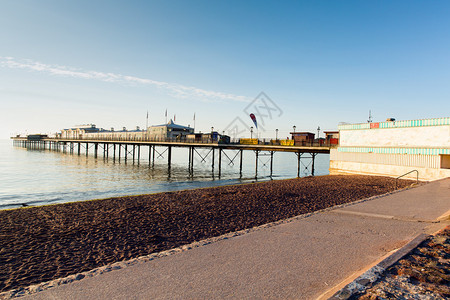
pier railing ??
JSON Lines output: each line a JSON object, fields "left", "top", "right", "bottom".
{"left": 16, "top": 136, "right": 335, "bottom": 148}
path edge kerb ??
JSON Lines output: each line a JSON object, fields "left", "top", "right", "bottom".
{"left": 327, "top": 233, "right": 429, "bottom": 300}
{"left": 0, "top": 183, "right": 422, "bottom": 299}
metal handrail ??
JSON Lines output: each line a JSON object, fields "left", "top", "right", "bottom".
{"left": 396, "top": 170, "right": 419, "bottom": 189}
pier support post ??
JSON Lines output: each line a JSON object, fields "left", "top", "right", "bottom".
{"left": 188, "top": 147, "right": 192, "bottom": 171}
{"left": 152, "top": 145, "right": 155, "bottom": 167}
{"left": 212, "top": 148, "right": 215, "bottom": 172}
{"left": 190, "top": 146, "right": 194, "bottom": 173}
{"left": 124, "top": 144, "right": 128, "bottom": 163}
{"left": 297, "top": 151, "right": 301, "bottom": 178}
{"left": 239, "top": 149, "right": 243, "bottom": 178}
{"left": 255, "top": 150, "right": 259, "bottom": 179}
{"left": 86, "top": 143, "right": 89, "bottom": 156}
{"left": 78, "top": 143, "right": 81, "bottom": 155}
{"left": 113, "top": 144, "right": 116, "bottom": 161}
{"left": 218, "top": 148, "right": 222, "bottom": 177}
{"left": 94, "top": 143, "right": 98, "bottom": 158}
{"left": 132, "top": 145, "right": 136, "bottom": 163}
{"left": 270, "top": 151, "right": 274, "bottom": 177}
{"left": 312, "top": 153, "right": 316, "bottom": 176}
{"left": 148, "top": 145, "right": 151, "bottom": 165}
{"left": 118, "top": 144, "right": 121, "bottom": 162}
{"left": 168, "top": 146, "right": 172, "bottom": 170}
{"left": 137, "top": 145, "right": 140, "bottom": 164}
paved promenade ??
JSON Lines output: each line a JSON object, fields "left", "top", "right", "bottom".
{"left": 26, "top": 178, "right": 450, "bottom": 300}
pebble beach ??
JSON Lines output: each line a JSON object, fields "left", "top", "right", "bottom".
{"left": 0, "top": 175, "right": 414, "bottom": 294}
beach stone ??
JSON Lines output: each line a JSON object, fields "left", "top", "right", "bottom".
{"left": 75, "top": 274, "right": 85, "bottom": 280}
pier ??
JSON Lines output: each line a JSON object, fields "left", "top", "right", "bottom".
{"left": 11, "top": 137, "right": 331, "bottom": 178}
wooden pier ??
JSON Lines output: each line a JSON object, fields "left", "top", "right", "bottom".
{"left": 11, "top": 137, "right": 331, "bottom": 178}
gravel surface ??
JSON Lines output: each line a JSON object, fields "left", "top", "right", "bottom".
{"left": 0, "top": 175, "right": 413, "bottom": 293}
{"left": 354, "top": 225, "right": 450, "bottom": 300}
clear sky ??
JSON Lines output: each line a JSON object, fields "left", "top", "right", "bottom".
{"left": 1, "top": 0, "right": 450, "bottom": 139}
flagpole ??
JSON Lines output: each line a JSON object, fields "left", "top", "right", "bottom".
{"left": 146, "top": 110, "right": 148, "bottom": 129}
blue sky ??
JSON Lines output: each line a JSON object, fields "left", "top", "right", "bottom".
{"left": 1, "top": 0, "right": 450, "bottom": 139}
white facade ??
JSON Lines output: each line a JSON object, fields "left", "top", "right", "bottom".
{"left": 339, "top": 125, "right": 450, "bottom": 148}
{"left": 59, "top": 125, "right": 145, "bottom": 140}
{"left": 330, "top": 117, "right": 450, "bottom": 181}
{"left": 147, "top": 120, "right": 194, "bottom": 140}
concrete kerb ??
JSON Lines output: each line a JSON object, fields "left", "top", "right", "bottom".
{"left": 325, "top": 219, "right": 450, "bottom": 300}
{"left": 0, "top": 183, "right": 424, "bottom": 299}
{"left": 326, "top": 233, "right": 429, "bottom": 300}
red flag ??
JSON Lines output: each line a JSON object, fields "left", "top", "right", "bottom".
{"left": 250, "top": 113, "right": 257, "bottom": 128}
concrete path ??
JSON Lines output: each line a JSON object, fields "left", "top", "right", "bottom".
{"left": 26, "top": 179, "right": 450, "bottom": 300}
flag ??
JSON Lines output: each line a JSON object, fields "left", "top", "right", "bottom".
{"left": 250, "top": 113, "right": 257, "bottom": 128}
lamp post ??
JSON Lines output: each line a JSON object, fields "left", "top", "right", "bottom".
{"left": 293, "top": 125, "right": 296, "bottom": 133}
{"left": 317, "top": 126, "right": 320, "bottom": 138}
{"left": 276, "top": 128, "right": 279, "bottom": 140}
{"left": 250, "top": 126, "right": 253, "bottom": 139}
{"left": 211, "top": 127, "right": 214, "bottom": 142}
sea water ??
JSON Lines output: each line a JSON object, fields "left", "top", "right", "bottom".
{"left": 0, "top": 139, "right": 329, "bottom": 209}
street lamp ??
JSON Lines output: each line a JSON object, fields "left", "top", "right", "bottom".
{"left": 317, "top": 126, "right": 320, "bottom": 138}
{"left": 211, "top": 127, "right": 214, "bottom": 142}
{"left": 250, "top": 126, "right": 253, "bottom": 139}
{"left": 293, "top": 125, "right": 296, "bottom": 133}
{"left": 276, "top": 128, "right": 279, "bottom": 140}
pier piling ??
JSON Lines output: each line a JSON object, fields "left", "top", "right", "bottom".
{"left": 11, "top": 137, "right": 327, "bottom": 179}
{"left": 168, "top": 146, "right": 172, "bottom": 170}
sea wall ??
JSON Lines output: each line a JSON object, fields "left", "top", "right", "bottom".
{"left": 330, "top": 149, "right": 450, "bottom": 181}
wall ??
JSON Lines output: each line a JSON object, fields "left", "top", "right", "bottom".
{"left": 148, "top": 126, "right": 167, "bottom": 139}
{"left": 329, "top": 160, "right": 450, "bottom": 181}
{"left": 340, "top": 125, "right": 450, "bottom": 148}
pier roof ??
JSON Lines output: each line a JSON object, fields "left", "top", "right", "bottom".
{"left": 151, "top": 119, "right": 193, "bottom": 130}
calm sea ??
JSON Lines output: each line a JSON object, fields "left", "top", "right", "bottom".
{"left": 0, "top": 139, "right": 330, "bottom": 209}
